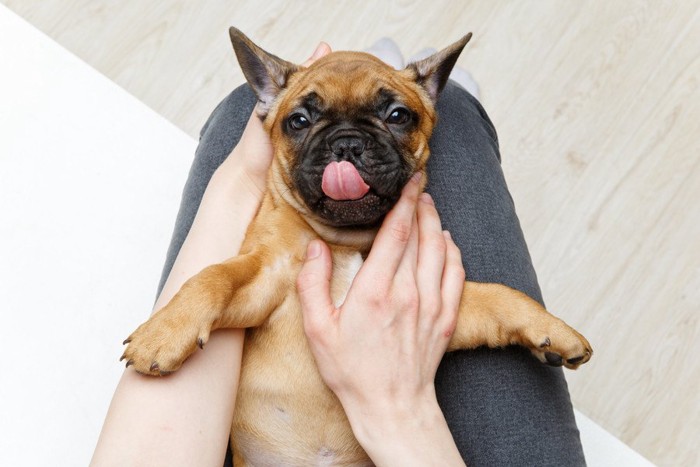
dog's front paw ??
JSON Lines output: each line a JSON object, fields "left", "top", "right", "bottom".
{"left": 520, "top": 317, "right": 593, "bottom": 370}
{"left": 121, "top": 304, "right": 212, "bottom": 376}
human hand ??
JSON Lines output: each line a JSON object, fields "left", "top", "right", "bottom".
{"left": 296, "top": 174, "right": 466, "bottom": 465}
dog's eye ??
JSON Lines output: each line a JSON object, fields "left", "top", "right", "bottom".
{"left": 386, "top": 108, "right": 411, "bottom": 125}
{"left": 288, "top": 114, "right": 311, "bottom": 130}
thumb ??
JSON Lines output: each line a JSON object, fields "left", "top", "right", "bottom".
{"left": 297, "top": 240, "right": 335, "bottom": 331}
{"left": 302, "top": 42, "right": 332, "bottom": 67}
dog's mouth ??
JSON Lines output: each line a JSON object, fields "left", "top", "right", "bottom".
{"left": 294, "top": 154, "right": 407, "bottom": 228}
{"left": 304, "top": 160, "right": 396, "bottom": 227}
{"left": 316, "top": 190, "right": 391, "bottom": 227}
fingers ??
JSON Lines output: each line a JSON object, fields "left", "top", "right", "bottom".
{"left": 439, "top": 231, "right": 465, "bottom": 334}
{"left": 362, "top": 173, "right": 423, "bottom": 282}
{"left": 297, "top": 240, "right": 335, "bottom": 337}
{"left": 416, "top": 193, "right": 446, "bottom": 297}
{"left": 396, "top": 213, "right": 419, "bottom": 280}
{"left": 302, "top": 42, "right": 332, "bottom": 67}
{"left": 240, "top": 110, "right": 273, "bottom": 156}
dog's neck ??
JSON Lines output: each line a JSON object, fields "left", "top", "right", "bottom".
{"left": 302, "top": 216, "right": 379, "bottom": 253}
{"left": 268, "top": 165, "right": 378, "bottom": 254}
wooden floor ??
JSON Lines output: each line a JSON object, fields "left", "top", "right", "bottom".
{"left": 5, "top": 1, "right": 697, "bottom": 464}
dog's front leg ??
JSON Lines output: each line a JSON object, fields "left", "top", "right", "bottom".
{"left": 122, "top": 248, "right": 286, "bottom": 375}
{"left": 448, "top": 281, "right": 593, "bottom": 369}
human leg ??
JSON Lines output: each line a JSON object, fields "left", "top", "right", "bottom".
{"left": 428, "top": 81, "right": 585, "bottom": 465}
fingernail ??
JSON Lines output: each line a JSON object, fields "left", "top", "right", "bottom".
{"left": 420, "top": 193, "right": 434, "bottom": 205}
{"left": 411, "top": 172, "right": 423, "bottom": 184}
{"left": 307, "top": 240, "right": 321, "bottom": 260}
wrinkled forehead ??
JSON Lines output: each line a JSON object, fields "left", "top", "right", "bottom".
{"left": 280, "top": 52, "right": 427, "bottom": 117}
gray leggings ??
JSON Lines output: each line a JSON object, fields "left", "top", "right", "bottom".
{"left": 158, "top": 82, "right": 586, "bottom": 466}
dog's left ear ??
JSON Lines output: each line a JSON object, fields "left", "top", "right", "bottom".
{"left": 407, "top": 33, "right": 472, "bottom": 103}
{"left": 229, "top": 27, "right": 300, "bottom": 115}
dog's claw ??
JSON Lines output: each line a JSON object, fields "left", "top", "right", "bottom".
{"left": 150, "top": 362, "right": 159, "bottom": 372}
{"left": 544, "top": 352, "right": 563, "bottom": 366}
{"left": 540, "top": 337, "right": 551, "bottom": 348}
{"left": 123, "top": 338, "right": 132, "bottom": 345}
{"left": 197, "top": 337, "right": 205, "bottom": 350}
{"left": 125, "top": 359, "right": 134, "bottom": 368}
{"left": 119, "top": 354, "right": 126, "bottom": 362}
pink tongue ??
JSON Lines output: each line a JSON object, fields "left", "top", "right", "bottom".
{"left": 321, "top": 161, "right": 370, "bottom": 200}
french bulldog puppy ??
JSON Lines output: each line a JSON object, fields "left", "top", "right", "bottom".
{"left": 122, "top": 28, "right": 592, "bottom": 465}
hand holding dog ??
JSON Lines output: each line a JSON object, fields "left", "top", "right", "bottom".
{"left": 298, "top": 175, "right": 467, "bottom": 466}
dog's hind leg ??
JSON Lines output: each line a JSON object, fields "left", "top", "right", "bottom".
{"left": 447, "top": 281, "right": 592, "bottom": 369}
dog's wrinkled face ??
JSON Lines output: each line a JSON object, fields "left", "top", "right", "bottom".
{"left": 276, "top": 53, "right": 431, "bottom": 227}
{"left": 230, "top": 29, "right": 471, "bottom": 228}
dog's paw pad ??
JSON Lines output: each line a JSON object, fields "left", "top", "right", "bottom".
{"left": 566, "top": 355, "right": 586, "bottom": 365}
{"left": 544, "top": 351, "right": 563, "bottom": 366}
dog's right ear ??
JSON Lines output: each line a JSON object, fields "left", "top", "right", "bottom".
{"left": 229, "top": 27, "right": 300, "bottom": 115}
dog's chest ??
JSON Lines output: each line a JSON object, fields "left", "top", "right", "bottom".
{"left": 330, "top": 251, "right": 364, "bottom": 307}
{"left": 232, "top": 250, "right": 372, "bottom": 465}
{"left": 263, "top": 249, "right": 364, "bottom": 322}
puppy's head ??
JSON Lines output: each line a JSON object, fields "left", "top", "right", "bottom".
{"left": 229, "top": 28, "right": 471, "bottom": 228}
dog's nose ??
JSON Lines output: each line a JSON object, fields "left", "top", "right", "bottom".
{"left": 330, "top": 135, "right": 365, "bottom": 159}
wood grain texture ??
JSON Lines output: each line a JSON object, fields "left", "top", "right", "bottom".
{"left": 4, "top": 0, "right": 697, "bottom": 464}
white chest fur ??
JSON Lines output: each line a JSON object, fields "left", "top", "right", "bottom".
{"left": 330, "top": 251, "right": 364, "bottom": 308}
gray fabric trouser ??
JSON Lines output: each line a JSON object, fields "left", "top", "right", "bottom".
{"left": 158, "top": 82, "right": 586, "bottom": 466}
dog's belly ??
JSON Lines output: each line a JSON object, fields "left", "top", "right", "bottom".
{"left": 231, "top": 252, "right": 372, "bottom": 466}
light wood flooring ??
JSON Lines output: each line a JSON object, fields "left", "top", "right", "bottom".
{"left": 4, "top": 1, "right": 698, "bottom": 464}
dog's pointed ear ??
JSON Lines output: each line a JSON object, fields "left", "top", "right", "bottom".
{"left": 407, "top": 33, "right": 472, "bottom": 103}
{"left": 229, "top": 27, "right": 300, "bottom": 114}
